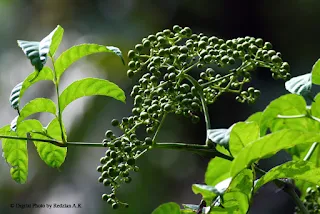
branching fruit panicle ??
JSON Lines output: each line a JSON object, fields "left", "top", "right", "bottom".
{"left": 98, "top": 25, "right": 290, "bottom": 208}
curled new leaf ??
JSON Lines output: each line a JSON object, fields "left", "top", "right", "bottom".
{"left": 17, "top": 26, "right": 60, "bottom": 72}
{"left": 254, "top": 161, "right": 320, "bottom": 192}
{"left": 9, "top": 67, "right": 54, "bottom": 112}
{"left": 285, "top": 73, "right": 312, "bottom": 96}
{"left": 9, "top": 82, "right": 23, "bottom": 111}
{"left": 59, "top": 77, "right": 126, "bottom": 112}
{"left": 207, "top": 124, "right": 235, "bottom": 148}
{"left": 54, "top": 44, "right": 124, "bottom": 83}
{"left": 230, "top": 129, "right": 320, "bottom": 177}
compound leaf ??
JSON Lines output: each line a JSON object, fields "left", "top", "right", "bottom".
{"left": 32, "top": 118, "right": 67, "bottom": 168}
{"left": 254, "top": 161, "right": 320, "bottom": 192}
{"left": 59, "top": 77, "right": 125, "bottom": 112}
{"left": 230, "top": 129, "right": 320, "bottom": 177}
{"left": 205, "top": 157, "right": 231, "bottom": 187}
{"left": 312, "top": 59, "right": 320, "bottom": 85}
{"left": 18, "top": 98, "right": 57, "bottom": 122}
{"left": 229, "top": 122, "right": 260, "bottom": 157}
{"left": 54, "top": 44, "right": 124, "bottom": 83}
{"left": 49, "top": 25, "right": 64, "bottom": 56}
{"left": 9, "top": 67, "right": 54, "bottom": 112}
{"left": 152, "top": 202, "right": 180, "bottom": 214}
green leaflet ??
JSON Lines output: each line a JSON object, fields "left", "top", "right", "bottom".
{"left": 32, "top": 118, "right": 67, "bottom": 168}
{"left": 311, "top": 59, "right": 320, "bottom": 85}
{"left": 230, "top": 129, "right": 320, "bottom": 177}
{"left": 205, "top": 157, "right": 231, "bottom": 187}
{"left": 245, "top": 112, "right": 263, "bottom": 124}
{"left": 311, "top": 93, "right": 320, "bottom": 118}
{"left": 229, "top": 122, "right": 260, "bottom": 157}
{"left": 254, "top": 161, "right": 320, "bottom": 192}
{"left": 49, "top": 25, "right": 64, "bottom": 57}
{"left": 227, "top": 169, "right": 253, "bottom": 198}
{"left": 59, "top": 77, "right": 126, "bottom": 112}
{"left": 54, "top": 44, "right": 124, "bottom": 83}
{"left": 260, "top": 94, "right": 318, "bottom": 135}
{"left": 152, "top": 202, "right": 180, "bottom": 214}
{"left": 0, "top": 125, "right": 28, "bottom": 184}
{"left": 17, "top": 26, "right": 60, "bottom": 72}
{"left": 18, "top": 98, "right": 57, "bottom": 122}
{"left": 9, "top": 67, "right": 54, "bottom": 112}
{"left": 2, "top": 120, "right": 43, "bottom": 184}
{"left": 192, "top": 184, "right": 221, "bottom": 204}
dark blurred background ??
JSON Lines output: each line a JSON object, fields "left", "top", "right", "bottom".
{"left": 0, "top": 0, "right": 318, "bottom": 213}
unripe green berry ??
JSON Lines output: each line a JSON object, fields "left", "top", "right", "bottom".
{"left": 105, "top": 130, "right": 113, "bottom": 138}
{"left": 128, "top": 50, "right": 135, "bottom": 59}
{"left": 111, "top": 119, "right": 119, "bottom": 126}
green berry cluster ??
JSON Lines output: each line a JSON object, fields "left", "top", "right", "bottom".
{"left": 98, "top": 25, "right": 291, "bottom": 208}
{"left": 97, "top": 119, "right": 153, "bottom": 209}
{"left": 295, "top": 186, "right": 320, "bottom": 214}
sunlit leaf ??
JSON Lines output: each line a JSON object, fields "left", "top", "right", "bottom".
{"left": 32, "top": 118, "right": 67, "bottom": 168}
{"left": 18, "top": 98, "right": 57, "bottom": 122}
{"left": 152, "top": 202, "right": 180, "bottom": 214}
{"left": 59, "top": 77, "right": 125, "bottom": 112}
{"left": 311, "top": 59, "right": 320, "bottom": 85}
{"left": 54, "top": 44, "right": 124, "bottom": 83}
{"left": 229, "top": 122, "right": 259, "bottom": 157}
{"left": 192, "top": 184, "right": 221, "bottom": 204}
{"left": 49, "top": 25, "right": 64, "bottom": 56}
{"left": 311, "top": 93, "right": 320, "bottom": 118}
{"left": 230, "top": 129, "right": 320, "bottom": 177}
{"left": 205, "top": 157, "right": 231, "bottom": 187}
{"left": 0, "top": 125, "right": 28, "bottom": 183}
{"left": 260, "top": 94, "right": 318, "bottom": 135}
{"left": 254, "top": 161, "right": 320, "bottom": 192}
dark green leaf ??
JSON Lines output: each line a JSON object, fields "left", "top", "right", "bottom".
{"left": 54, "top": 44, "right": 124, "bottom": 83}
{"left": 254, "top": 161, "right": 320, "bottom": 192}
{"left": 152, "top": 202, "right": 180, "bottom": 214}
{"left": 311, "top": 59, "right": 320, "bottom": 85}
{"left": 59, "top": 77, "right": 125, "bottom": 112}
{"left": 230, "top": 129, "right": 320, "bottom": 177}
{"left": 229, "top": 122, "right": 259, "bottom": 157}
{"left": 205, "top": 157, "right": 231, "bottom": 187}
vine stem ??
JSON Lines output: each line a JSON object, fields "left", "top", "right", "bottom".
{"left": 184, "top": 74, "right": 211, "bottom": 133}
{"left": 304, "top": 142, "right": 318, "bottom": 161}
{"left": 152, "top": 142, "right": 233, "bottom": 160}
{"left": 254, "top": 165, "right": 309, "bottom": 214}
{"left": 50, "top": 55, "right": 66, "bottom": 143}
